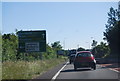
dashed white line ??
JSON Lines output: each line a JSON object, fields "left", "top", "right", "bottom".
{"left": 51, "top": 61, "right": 69, "bottom": 81}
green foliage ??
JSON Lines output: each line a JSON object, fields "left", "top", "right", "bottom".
{"left": 51, "top": 41, "right": 62, "bottom": 50}
{"left": 92, "top": 42, "right": 110, "bottom": 58}
{"left": 2, "top": 33, "right": 64, "bottom": 61}
{"left": 2, "top": 33, "right": 66, "bottom": 79}
{"left": 2, "top": 33, "right": 18, "bottom": 61}
{"left": 64, "top": 50, "right": 69, "bottom": 56}
{"left": 103, "top": 7, "right": 120, "bottom": 56}
{"left": 2, "top": 58, "right": 65, "bottom": 79}
{"left": 91, "top": 40, "right": 97, "bottom": 48}
{"left": 77, "top": 47, "right": 85, "bottom": 51}
{"left": 0, "top": 33, "right": 2, "bottom": 61}
{"left": 43, "top": 44, "right": 57, "bottom": 59}
{"left": 51, "top": 41, "right": 63, "bottom": 58}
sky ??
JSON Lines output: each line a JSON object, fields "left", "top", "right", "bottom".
{"left": 0, "top": 2, "right": 2, "bottom": 33}
{"left": 2, "top": 2, "right": 118, "bottom": 50}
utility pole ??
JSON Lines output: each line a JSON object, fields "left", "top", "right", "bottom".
{"left": 64, "top": 40, "right": 65, "bottom": 50}
{"left": 63, "top": 38, "right": 66, "bottom": 50}
{"left": 91, "top": 37, "right": 94, "bottom": 49}
{"left": 77, "top": 44, "right": 79, "bottom": 49}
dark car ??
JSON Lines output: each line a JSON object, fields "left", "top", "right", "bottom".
{"left": 73, "top": 51, "right": 96, "bottom": 70}
{"left": 69, "top": 54, "right": 76, "bottom": 64}
{"left": 68, "top": 49, "right": 77, "bottom": 64}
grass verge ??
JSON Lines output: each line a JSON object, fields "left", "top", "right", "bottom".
{"left": 2, "top": 58, "right": 66, "bottom": 79}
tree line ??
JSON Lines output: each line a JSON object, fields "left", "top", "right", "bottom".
{"left": 2, "top": 6, "right": 119, "bottom": 61}
{"left": 77, "top": 6, "right": 119, "bottom": 58}
{"left": 92, "top": 7, "right": 120, "bottom": 58}
{"left": 103, "top": 7, "right": 120, "bottom": 57}
{"left": 2, "top": 33, "right": 63, "bottom": 62}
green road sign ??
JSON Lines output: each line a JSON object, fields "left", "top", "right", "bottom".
{"left": 17, "top": 30, "right": 46, "bottom": 52}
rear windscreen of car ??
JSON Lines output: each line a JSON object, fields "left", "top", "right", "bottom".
{"left": 77, "top": 52, "right": 92, "bottom": 57}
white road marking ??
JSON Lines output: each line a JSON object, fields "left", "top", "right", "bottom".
{"left": 109, "top": 68, "right": 119, "bottom": 73}
{"left": 97, "top": 64, "right": 106, "bottom": 68}
{"left": 98, "top": 64, "right": 119, "bottom": 73}
{"left": 51, "top": 61, "right": 69, "bottom": 81}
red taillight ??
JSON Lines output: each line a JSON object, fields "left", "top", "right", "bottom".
{"left": 91, "top": 56, "right": 94, "bottom": 60}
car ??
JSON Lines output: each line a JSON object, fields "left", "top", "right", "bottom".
{"left": 69, "top": 54, "right": 76, "bottom": 64}
{"left": 68, "top": 49, "right": 77, "bottom": 64}
{"left": 73, "top": 51, "right": 96, "bottom": 70}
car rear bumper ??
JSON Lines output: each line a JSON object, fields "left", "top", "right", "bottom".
{"left": 74, "top": 62, "right": 95, "bottom": 68}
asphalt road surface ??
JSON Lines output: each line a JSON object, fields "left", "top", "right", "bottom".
{"left": 36, "top": 61, "right": 119, "bottom": 81}
{"left": 56, "top": 62, "right": 119, "bottom": 79}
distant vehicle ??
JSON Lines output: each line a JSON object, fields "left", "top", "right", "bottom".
{"left": 73, "top": 51, "right": 96, "bottom": 70}
{"left": 68, "top": 49, "right": 77, "bottom": 64}
{"left": 69, "top": 54, "right": 76, "bottom": 64}
{"left": 68, "top": 49, "right": 77, "bottom": 56}
{"left": 57, "top": 50, "right": 65, "bottom": 55}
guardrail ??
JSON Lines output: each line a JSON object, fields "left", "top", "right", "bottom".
{"left": 96, "top": 58, "right": 119, "bottom": 64}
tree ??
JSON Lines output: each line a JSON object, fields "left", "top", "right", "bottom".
{"left": 51, "top": 41, "right": 62, "bottom": 50}
{"left": 92, "top": 42, "right": 110, "bottom": 58}
{"left": 77, "top": 47, "right": 85, "bottom": 51}
{"left": 51, "top": 41, "right": 62, "bottom": 58}
{"left": 2, "top": 33, "right": 18, "bottom": 61}
{"left": 103, "top": 7, "right": 120, "bottom": 56}
{"left": 2, "top": 33, "right": 64, "bottom": 61}
{"left": 43, "top": 44, "right": 57, "bottom": 59}
{"left": 91, "top": 40, "right": 97, "bottom": 48}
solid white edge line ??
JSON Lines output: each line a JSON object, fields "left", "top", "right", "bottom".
{"left": 51, "top": 61, "right": 69, "bottom": 81}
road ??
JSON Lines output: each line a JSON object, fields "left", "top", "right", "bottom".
{"left": 55, "top": 62, "right": 119, "bottom": 79}
{"left": 36, "top": 61, "right": 119, "bottom": 81}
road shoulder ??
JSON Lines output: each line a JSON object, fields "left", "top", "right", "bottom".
{"left": 34, "top": 61, "right": 67, "bottom": 79}
{"left": 99, "top": 63, "right": 120, "bottom": 72}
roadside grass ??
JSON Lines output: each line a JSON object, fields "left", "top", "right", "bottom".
{"left": 2, "top": 58, "right": 66, "bottom": 79}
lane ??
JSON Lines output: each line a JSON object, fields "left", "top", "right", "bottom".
{"left": 56, "top": 63, "right": 119, "bottom": 79}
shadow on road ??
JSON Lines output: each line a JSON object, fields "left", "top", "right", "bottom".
{"left": 61, "top": 68, "right": 91, "bottom": 72}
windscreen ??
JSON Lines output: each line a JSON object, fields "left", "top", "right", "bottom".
{"left": 77, "top": 52, "right": 92, "bottom": 57}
